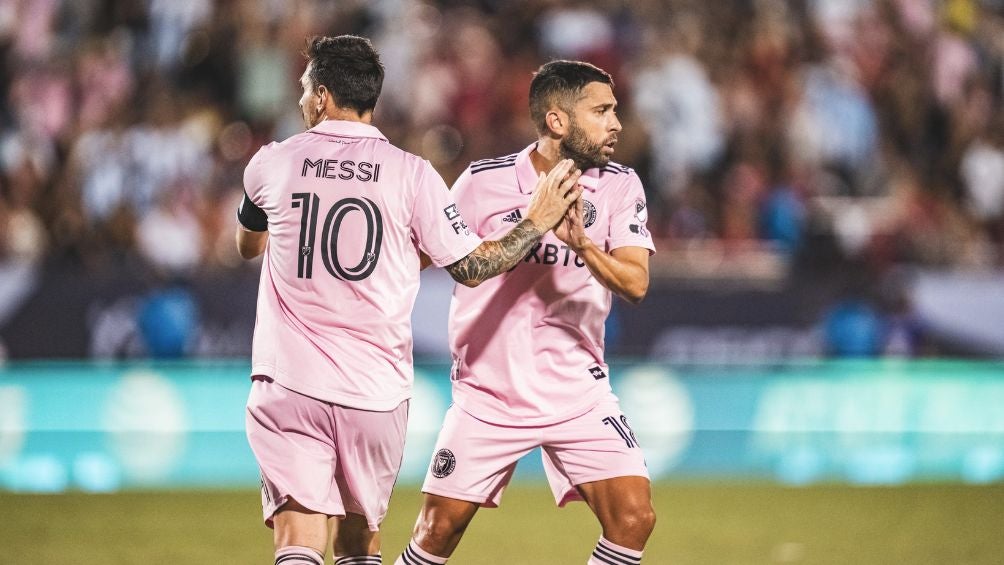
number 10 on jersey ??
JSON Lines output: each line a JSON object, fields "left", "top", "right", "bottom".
{"left": 292, "top": 192, "right": 384, "bottom": 281}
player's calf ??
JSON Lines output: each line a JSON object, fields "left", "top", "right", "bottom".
{"left": 395, "top": 494, "right": 480, "bottom": 564}
{"left": 411, "top": 512, "right": 472, "bottom": 556}
{"left": 333, "top": 512, "right": 381, "bottom": 560}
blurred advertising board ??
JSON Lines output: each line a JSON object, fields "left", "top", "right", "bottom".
{"left": 1, "top": 360, "right": 1002, "bottom": 492}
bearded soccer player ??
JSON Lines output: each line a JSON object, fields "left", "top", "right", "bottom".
{"left": 236, "top": 36, "right": 581, "bottom": 565}
{"left": 396, "top": 61, "right": 656, "bottom": 565}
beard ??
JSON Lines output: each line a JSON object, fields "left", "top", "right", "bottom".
{"left": 559, "top": 120, "right": 612, "bottom": 171}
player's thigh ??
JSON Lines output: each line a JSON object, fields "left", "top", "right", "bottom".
{"left": 331, "top": 400, "right": 410, "bottom": 531}
{"left": 541, "top": 396, "right": 649, "bottom": 506}
{"left": 421, "top": 405, "right": 539, "bottom": 507}
{"left": 246, "top": 377, "right": 346, "bottom": 524}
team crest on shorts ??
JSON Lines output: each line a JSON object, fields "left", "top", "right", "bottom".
{"left": 582, "top": 199, "right": 597, "bottom": 228}
{"left": 431, "top": 448, "right": 456, "bottom": 478}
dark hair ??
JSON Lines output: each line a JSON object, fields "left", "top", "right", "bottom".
{"left": 303, "top": 35, "right": 384, "bottom": 114}
{"left": 529, "top": 60, "right": 613, "bottom": 134}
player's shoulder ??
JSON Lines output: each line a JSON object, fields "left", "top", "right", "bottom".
{"left": 244, "top": 141, "right": 281, "bottom": 173}
{"left": 468, "top": 152, "right": 519, "bottom": 176}
{"left": 271, "top": 129, "right": 315, "bottom": 150}
{"left": 598, "top": 161, "right": 641, "bottom": 192}
{"left": 394, "top": 144, "right": 433, "bottom": 166}
{"left": 248, "top": 135, "right": 300, "bottom": 167}
{"left": 251, "top": 140, "right": 281, "bottom": 157}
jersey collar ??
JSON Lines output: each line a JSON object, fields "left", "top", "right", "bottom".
{"left": 308, "top": 119, "right": 388, "bottom": 141}
{"left": 515, "top": 142, "right": 600, "bottom": 194}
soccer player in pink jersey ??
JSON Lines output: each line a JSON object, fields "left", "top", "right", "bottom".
{"left": 236, "top": 36, "right": 582, "bottom": 565}
{"left": 396, "top": 61, "right": 656, "bottom": 565}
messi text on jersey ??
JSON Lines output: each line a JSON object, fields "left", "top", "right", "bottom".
{"left": 301, "top": 158, "right": 381, "bottom": 182}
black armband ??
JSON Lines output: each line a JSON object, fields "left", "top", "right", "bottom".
{"left": 237, "top": 192, "right": 268, "bottom": 232}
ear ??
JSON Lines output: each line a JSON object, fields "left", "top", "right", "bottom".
{"left": 546, "top": 108, "right": 569, "bottom": 136}
{"left": 315, "top": 84, "right": 328, "bottom": 111}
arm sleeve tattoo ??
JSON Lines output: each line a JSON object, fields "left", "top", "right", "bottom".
{"left": 445, "top": 219, "right": 544, "bottom": 286}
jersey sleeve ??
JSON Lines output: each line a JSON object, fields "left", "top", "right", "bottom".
{"left": 411, "top": 160, "right": 483, "bottom": 267}
{"left": 606, "top": 171, "right": 656, "bottom": 254}
{"left": 450, "top": 167, "right": 479, "bottom": 234}
{"left": 243, "top": 145, "right": 270, "bottom": 206}
{"left": 237, "top": 146, "right": 271, "bottom": 231}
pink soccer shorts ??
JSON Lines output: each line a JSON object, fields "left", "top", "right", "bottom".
{"left": 245, "top": 376, "right": 408, "bottom": 531}
{"left": 422, "top": 393, "right": 649, "bottom": 507}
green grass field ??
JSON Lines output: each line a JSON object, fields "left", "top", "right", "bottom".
{"left": 3, "top": 482, "right": 1003, "bottom": 564}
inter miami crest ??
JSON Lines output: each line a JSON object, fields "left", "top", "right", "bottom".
{"left": 431, "top": 448, "right": 456, "bottom": 478}
{"left": 582, "top": 199, "right": 597, "bottom": 228}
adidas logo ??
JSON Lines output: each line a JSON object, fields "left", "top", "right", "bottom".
{"left": 502, "top": 209, "right": 523, "bottom": 223}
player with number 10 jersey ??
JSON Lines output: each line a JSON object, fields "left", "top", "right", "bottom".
{"left": 242, "top": 119, "right": 480, "bottom": 410}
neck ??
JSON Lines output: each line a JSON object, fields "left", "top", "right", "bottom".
{"left": 317, "top": 107, "right": 374, "bottom": 126}
{"left": 529, "top": 136, "right": 562, "bottom": 174}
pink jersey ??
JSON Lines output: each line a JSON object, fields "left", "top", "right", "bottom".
{"left": 243, "top": 119, "right": 481, "bottom": 410}
{"left": 449, "top": 143, "right": 655, "bottom": 426}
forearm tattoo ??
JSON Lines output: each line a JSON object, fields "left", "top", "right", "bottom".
{"left": 446, "top": 219, "right": 544, "bottom": 286}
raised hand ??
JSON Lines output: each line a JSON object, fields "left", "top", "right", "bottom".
{"left": 554, "top": 196, "right": 590, "bottom": 251}
{"left": 525, "top": 159, "right": 582, "bottom": 231}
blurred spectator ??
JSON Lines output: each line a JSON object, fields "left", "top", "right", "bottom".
{"left": 148, "top": 0, "right": 213, "bottom": 71}
{"left": 823, "top": 298, "right": 886, "bottom": 358}
{"left": 960, "top": 130, "right": 1004, "bottom": 221}
{"left": 790, "top": 61, "right": 880, "bottom": 176}
{"left": 538, "top": 4, "right": 616, "bottom": 65}
{"left": 634, "top": 14, "right": 723, "bottom": 197}
{"left": 237, "top": 21, "right": 294, "bottom": 122}
{"left": 760, "top": 184, "right": 806, "bottom": 255}
{"left": 136, "top": 286, "right": 199, "bottom": 358}
{"left": 134, "top": 191, "right": 204, "bottom": 276}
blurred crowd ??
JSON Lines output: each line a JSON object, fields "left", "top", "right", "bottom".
{"left": 0, "top": 0, "right": 1003, "bottom": 357}
{"left": 1, "top": 0, "right": 1002, "bottom": 274}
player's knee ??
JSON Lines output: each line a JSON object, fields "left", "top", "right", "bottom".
{"left": 635, "top": 504, "right": 657, "bottom": 536}
{"left": 625, "top": 502, "right": 657, "bottom": 537}
{"left": 607, "top": 500, "right": 656, "bottom": 539}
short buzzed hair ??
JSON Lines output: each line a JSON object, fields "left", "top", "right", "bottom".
{"left": 303, "top": 35, "right": 384, "bottom": 114}
{"left": 529, "top": 60, "right": 614, "bottom": 135}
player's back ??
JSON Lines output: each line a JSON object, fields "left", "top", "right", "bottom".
{"left": 243, "top": 120, "right": 477, "bottom": 410}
